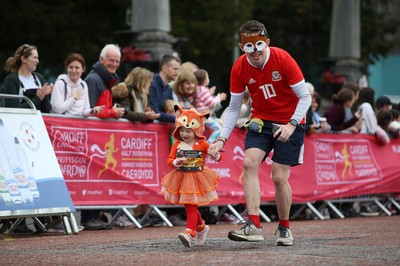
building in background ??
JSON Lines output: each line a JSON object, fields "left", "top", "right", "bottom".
{"left": 368, "top": 0, "right": 400, "bottom": 103}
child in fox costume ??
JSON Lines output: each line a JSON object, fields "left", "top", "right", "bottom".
{"left": 161, "top": 105, "right": 221, "bottom": 248}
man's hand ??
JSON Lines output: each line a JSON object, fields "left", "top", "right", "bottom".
{"left": 273, "top": 123, "right": 296, "bottom": 142}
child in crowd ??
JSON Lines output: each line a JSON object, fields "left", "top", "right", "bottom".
{"left": 161, "top": 105, "right": 221, "bottom": 248}
{"left": 164, "top": 99, "right": 178, "bottom": 115}
{"left": 164, "top": 99, "right": 180, "bottom": 146}
{"left": 194, "top": 69, "right": 227, "bottom": 143}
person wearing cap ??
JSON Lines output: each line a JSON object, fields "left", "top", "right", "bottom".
{"left": 375, "top": 96, "right": 392, "bottom": 113}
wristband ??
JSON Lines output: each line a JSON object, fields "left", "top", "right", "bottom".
{"left": 217, "top": 137, "right": 227, "bottom": 146}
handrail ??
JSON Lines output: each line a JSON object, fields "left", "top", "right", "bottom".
{"left": 0, "top": 93, "right": 37, "bottom": 110}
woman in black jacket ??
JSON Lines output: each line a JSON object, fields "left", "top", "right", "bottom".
{"left": 3, "top": 44, "right": 53, "bottom": 112}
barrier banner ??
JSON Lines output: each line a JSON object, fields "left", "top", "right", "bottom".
{"left": 0, "top": 110, "right": 75, "bottom": 215}
{"left": 43, "top": 115, "right": 400, "bottom": 206}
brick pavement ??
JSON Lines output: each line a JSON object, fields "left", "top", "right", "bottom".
{"left": 1, "top": 216, "right": 399, "bottom": 265}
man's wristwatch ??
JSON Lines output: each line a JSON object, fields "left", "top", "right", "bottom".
{"left": 289, "top": 119, "right": 298, "bottom": 127}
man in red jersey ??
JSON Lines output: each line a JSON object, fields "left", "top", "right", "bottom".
{"left": 209, "top": 20, "right": 311, "bottom": 246}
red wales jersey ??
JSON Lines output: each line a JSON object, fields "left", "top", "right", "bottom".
{"left": 230, "top": 47, "right": 304, "bottom": 123}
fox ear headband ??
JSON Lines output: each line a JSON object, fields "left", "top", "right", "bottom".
{"left": 240, "top": 30, "right": 268, "bottom": 53}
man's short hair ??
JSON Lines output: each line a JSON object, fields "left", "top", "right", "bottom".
{"left": 375, "top": 96, "right": 392, "bottom": 109}
{"left": 159, "top": 54, "right": 181, "bottom": 69}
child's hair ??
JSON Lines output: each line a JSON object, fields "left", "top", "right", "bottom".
{"left": 164, "top": 100, "right": 179, "bottom": 115}
{"left": 194, "top": 69, "right": 208, "bottom": 86}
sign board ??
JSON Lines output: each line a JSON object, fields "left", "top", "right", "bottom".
{"left": 0, "top": 108, "right": 75, "bottom": 218}
{"left": 43, "top": 114, "right": 400, "bottom": 206}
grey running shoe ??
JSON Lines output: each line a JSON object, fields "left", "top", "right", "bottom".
{"left": 228, "top": 220, "right": 264, "bottom": 242}
{"left": 275, "top": 225, "right": 294, "bottom": 246}
{"left": 178, "top": 231, "right": 194, "bottom": 248}
{"left": 195, "top": 225, "right": 209, "bottom": 245}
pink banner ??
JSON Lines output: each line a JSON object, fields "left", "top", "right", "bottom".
{"left": 43, "top": 115, "right": 400, "bottom": 206}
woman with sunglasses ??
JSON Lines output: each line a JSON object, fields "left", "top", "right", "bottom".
{"left": 3, "top": 44, "right": 53, "bottom": 112}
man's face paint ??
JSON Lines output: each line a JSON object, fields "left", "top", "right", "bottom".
{"left": 241, "top": 31, "right": 268, "bottom": 53}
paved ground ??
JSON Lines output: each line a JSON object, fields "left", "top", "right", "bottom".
{"left": 1, "top": 215, "right": 399, "bottom": 265}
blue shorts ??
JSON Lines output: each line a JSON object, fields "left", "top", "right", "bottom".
{"left": 244, "top": 120, "right": 306, "bottom": 166}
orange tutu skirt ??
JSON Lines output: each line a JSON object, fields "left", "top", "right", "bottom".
{"left": 161, "top": 166, "right": 221, "bottom": 206}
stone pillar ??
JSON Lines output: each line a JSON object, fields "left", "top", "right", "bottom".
{"left": 131, "top": 0, "right": 177, "bottom": 61}
{"left": 329, "top": 0, "right": 363, "bottom": 82}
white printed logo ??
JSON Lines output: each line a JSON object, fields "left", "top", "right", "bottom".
{"left": 82, "top": 189, "right": 86, "bottom": 196}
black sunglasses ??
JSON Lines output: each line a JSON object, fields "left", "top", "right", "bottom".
{"left": 21, "top": 44, "right": 30, "bottom": 56}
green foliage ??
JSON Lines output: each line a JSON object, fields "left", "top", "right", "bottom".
{"left": 0, "top": 0, "right": 398, "bottom": 88}
{"left": 0, "top": 0, "right": 130, "bottom": 81}
{"left": 171, "top": 0, "right": 255, "bottom": 76}
{"left": 361, "top": 0, "right": 400, "bottom": 64}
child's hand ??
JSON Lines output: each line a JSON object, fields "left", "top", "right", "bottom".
{"left": 208, "top": 147, "right": 219, "bottom": 160}
{"left": 217, "top": 92, "right": 227, "bottom": 101}
{"left": 209, "top": 86, "right": 216, "bottom": 95}
{"left": 174, "top": 157, "right": 187, "bottom": 167}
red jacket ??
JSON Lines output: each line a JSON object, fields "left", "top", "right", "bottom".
{"left": 95, "top": 88, "right": 117, "bottom": 119}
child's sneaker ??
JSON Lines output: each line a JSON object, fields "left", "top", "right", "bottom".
{"left": 178, "top": 228, "right": 195, "bottom": 248}
{"left": 195, "top": 225, "right": 209, "bottom": 245}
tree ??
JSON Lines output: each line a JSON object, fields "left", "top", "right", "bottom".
{"left": 1, "top": 0, "right": 397, "bottom": 89}
{"left": 170, "top": 0, "right": 399, "bottom": 90}
{"left": 0, "top": 0, "right": 130, "bottom": 82}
